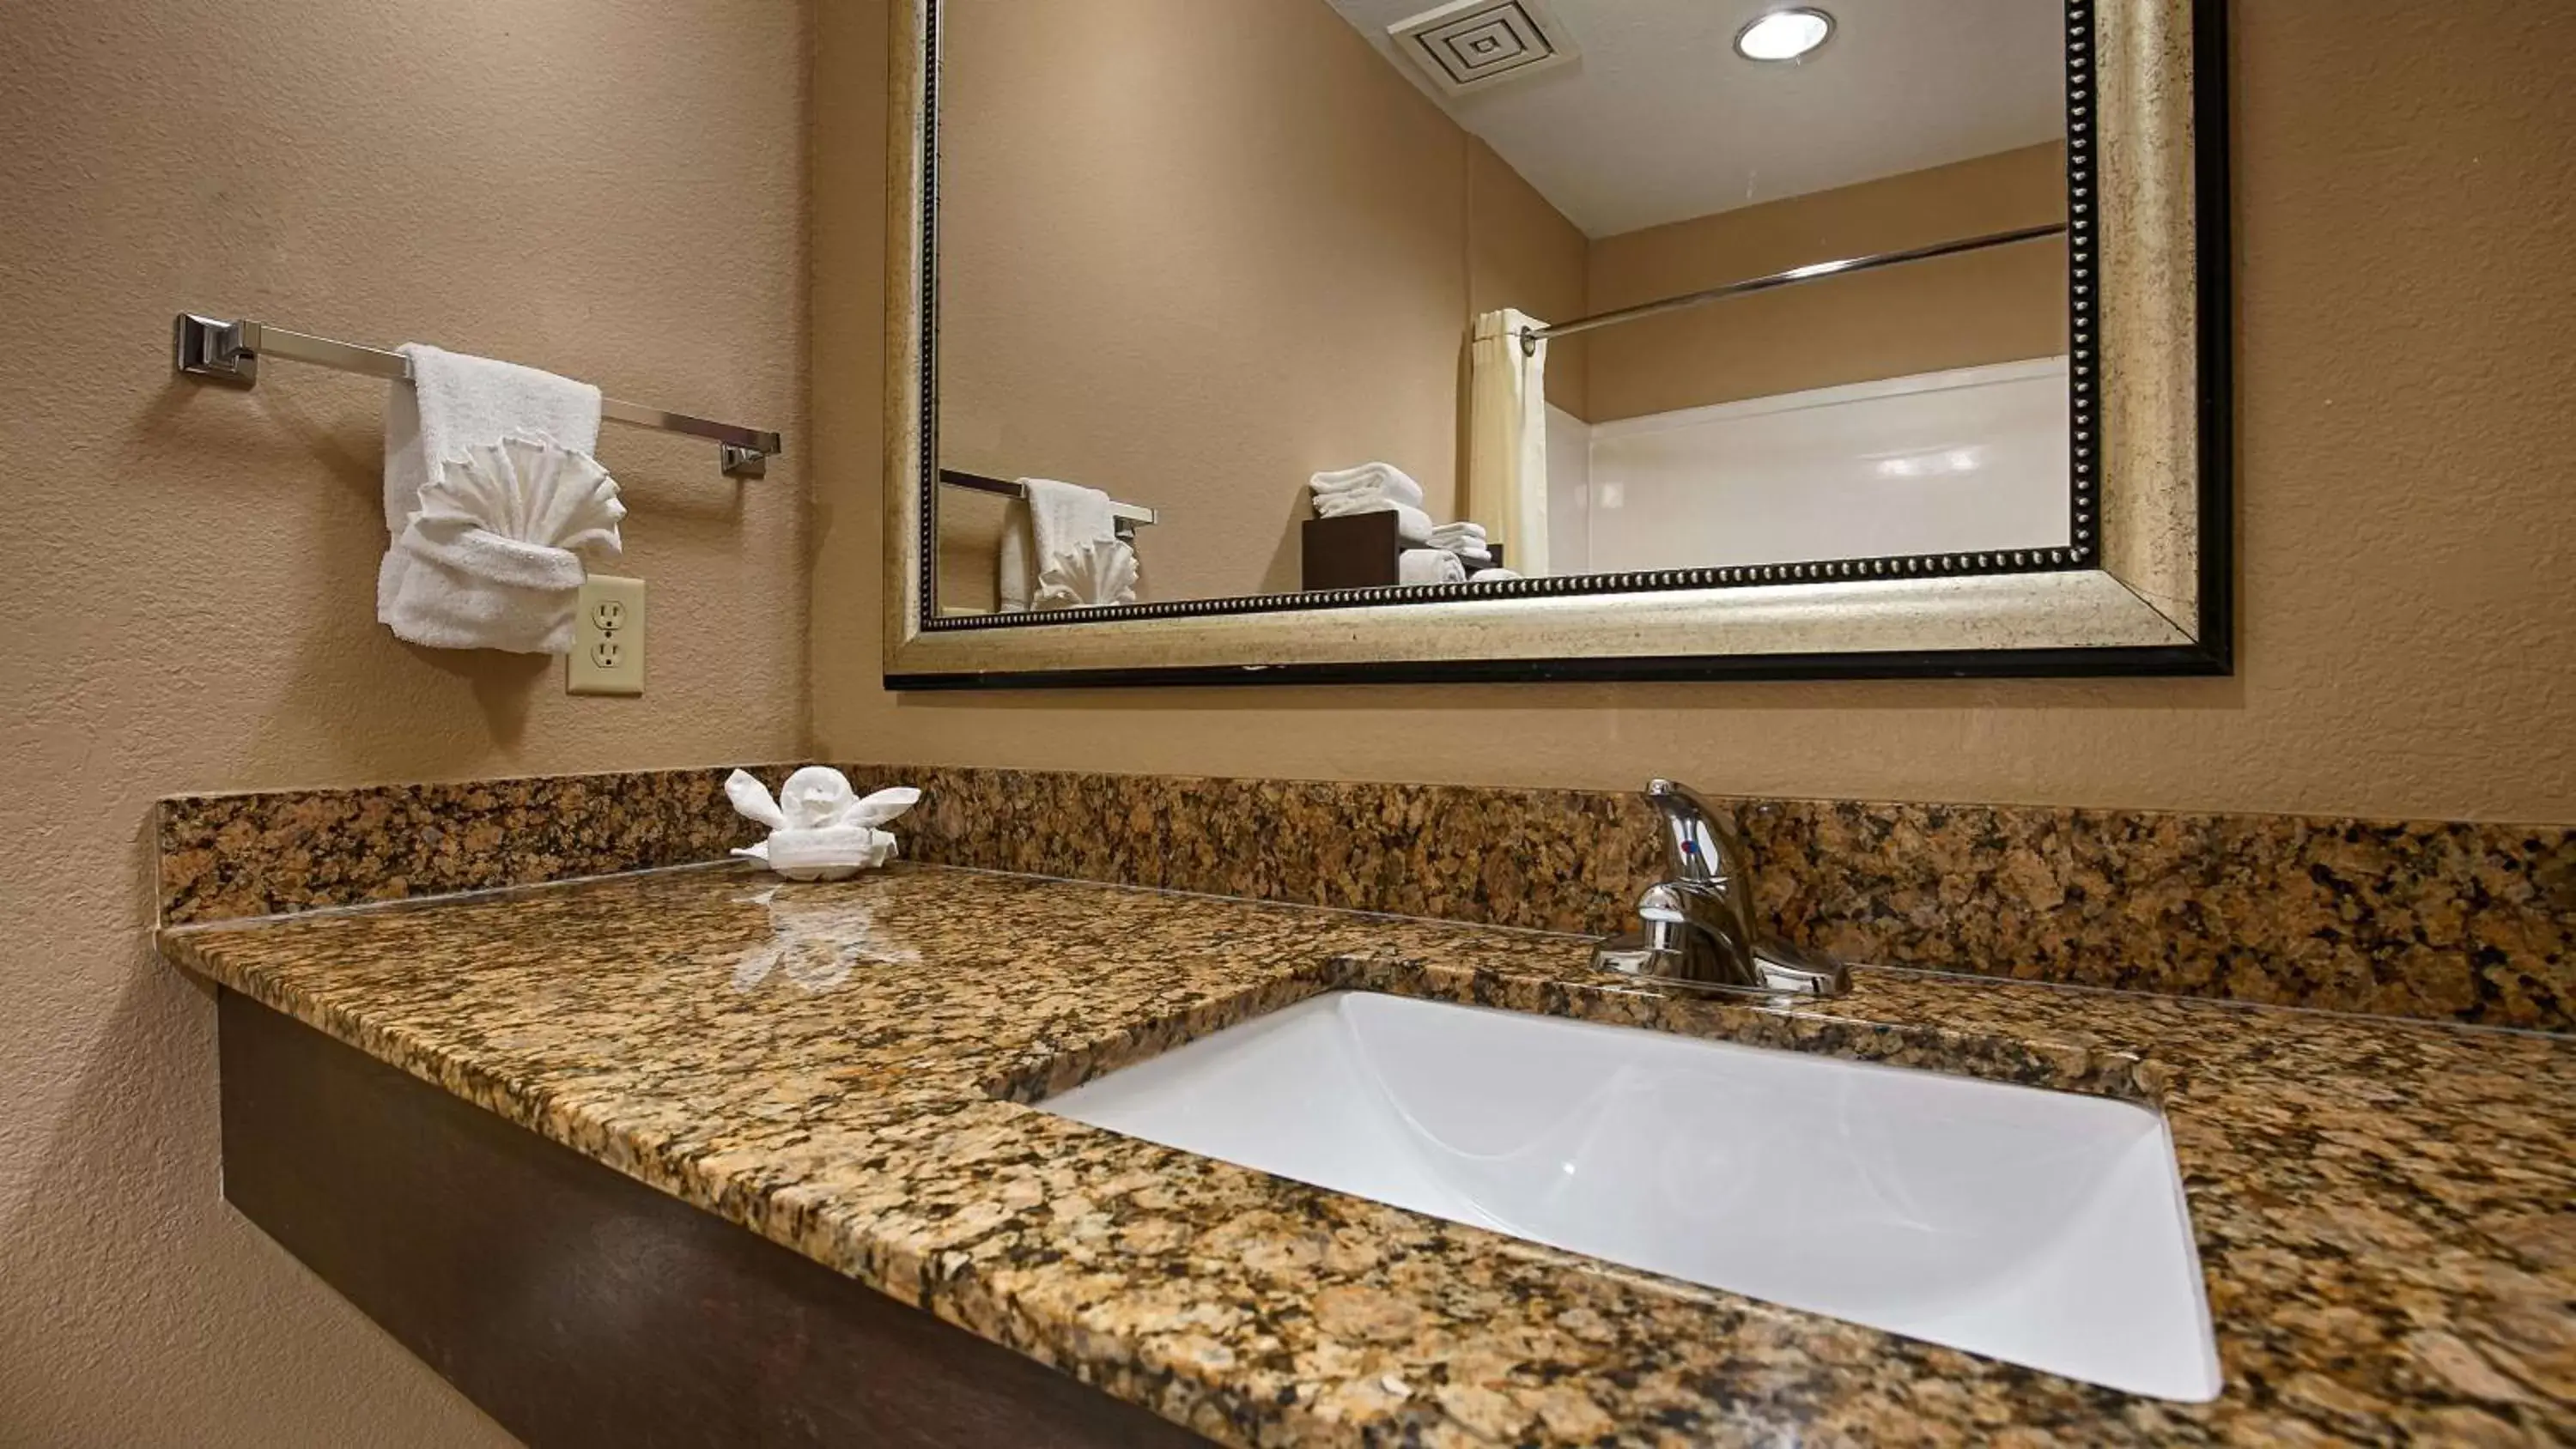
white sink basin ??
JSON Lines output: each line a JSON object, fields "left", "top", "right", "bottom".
{"left": 1043, "top": 991, "right": 2219, "bottom": 1401}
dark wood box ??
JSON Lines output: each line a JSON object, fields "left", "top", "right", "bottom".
{"left": 1300, "top": 512, "right": 1498, "bottom": 590}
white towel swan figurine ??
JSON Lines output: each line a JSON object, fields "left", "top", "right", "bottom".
{"left": 726, "top": 767, "right": 921, "bottom": 881}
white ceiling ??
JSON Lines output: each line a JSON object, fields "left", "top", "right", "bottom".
{"left": 1324, "top": 0, "right": 2069, "bottom": 237}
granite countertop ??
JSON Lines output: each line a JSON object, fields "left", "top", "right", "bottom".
{"left": 160, "top": 864, "right": 2574, "bottom": 1446}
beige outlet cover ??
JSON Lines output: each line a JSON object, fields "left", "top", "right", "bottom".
{"left": 568, "top": 575, "right": 646, "bottom": 695}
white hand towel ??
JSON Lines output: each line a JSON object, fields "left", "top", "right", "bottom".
{"left": 1309, "top": 462, "right": 1425, "bottom": 509}
{"left": 1469, "top": 567, "right": 1522, "bottom": 581}
{"left": 999, "top": 478, "right": 1137, "bottom": 610}
{"left": 1399, "top": 548, "right": 1466, "bottom": 585}
{"left": 382, "top": 345, "right": 601, "bottom": 535}
{"left": 378, "top": 345, "right": 604, "bottom": 652}
{"left": 1310, "top": 494, "right": 1435, "bottom": 544}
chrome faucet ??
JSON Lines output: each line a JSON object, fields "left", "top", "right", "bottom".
{"left": 1591, "top": 779, "right": 1851, "bottom": 998}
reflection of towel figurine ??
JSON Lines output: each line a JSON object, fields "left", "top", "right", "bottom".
{"left": 726, "top": 767, "right": 920, "bottom": 881}
{"left": 728, "top": 885, "right": 922, "bottom": 994}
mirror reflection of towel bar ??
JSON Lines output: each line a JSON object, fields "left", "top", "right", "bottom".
{"left": 173, "top": 312, "right": 784, "bottom": 478}
{"left": 937, "top": 469, "right": 1159, "bottom": 537}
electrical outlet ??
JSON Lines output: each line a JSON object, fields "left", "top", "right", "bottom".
{"left": 568, "top": 576, "right": 646, "bottom": 695}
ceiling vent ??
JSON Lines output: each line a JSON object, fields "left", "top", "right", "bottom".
{"left": 1387, "top": 0, "right": 1580, "bottom": 97}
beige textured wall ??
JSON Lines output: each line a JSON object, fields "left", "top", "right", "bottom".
{"left": 933, "top": 0, "right": 1588, "bottom": 604}
{"left": 0, "top": 1, "right": 809, "bottom": 1443}
{"left": 1586, "top": 142, "right": 2069, "bottom": 421}
{"left": 818, "top": 0, "right": 2576, "bottom": 825}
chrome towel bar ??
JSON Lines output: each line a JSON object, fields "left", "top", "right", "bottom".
{"left": 938, "top": 468, "right": 1159, "bottom": 531}
{"left": 173, "top": 313, "right": 782, "bottom": 478}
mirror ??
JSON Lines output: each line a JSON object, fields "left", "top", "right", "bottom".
{"left": 885, "top": 0, "right": 2227, "bottom": 686}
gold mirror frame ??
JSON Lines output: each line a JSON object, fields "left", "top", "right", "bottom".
{"left": 883, "top": 0, "right": 2227, "bottom": 688}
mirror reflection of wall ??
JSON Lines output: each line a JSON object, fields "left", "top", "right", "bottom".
{"left": 934, "top": 0, "right": 2071, "bottom": 614}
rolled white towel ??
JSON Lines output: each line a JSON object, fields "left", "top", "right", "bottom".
{"left": 1309, "top": 462, "right": 1425, "bottom": 510}
{"left": 1469, "top": 567, "right": 1522, "bottom": 581}
{"left": 1399, "top": 548, "right": 1467, "bottom": 585}
{"left": 1312, "top": 494, "right": 1434, "bottom": 544}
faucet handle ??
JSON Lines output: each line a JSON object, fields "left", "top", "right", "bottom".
{"left": 1632, "top": 879, "right": 1760, "bottom": 984}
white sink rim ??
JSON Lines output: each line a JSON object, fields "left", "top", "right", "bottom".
{"left": 1040, "top": 990, "right": 2221, "bottom": 1402}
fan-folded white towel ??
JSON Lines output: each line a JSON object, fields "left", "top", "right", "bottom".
{"left": 999, "top": 477, "right": 1139, "bottom": 610}
{"left": 1399, "top": 548, "right": 1466, "bottom": 585}
{"left": 1309, "top": 462, "right": 1425, "bottom": 509}
{"left": 380, "top": 434, "right": 626, "bottom": 652}
{"left": 1311, "top": 494, "right": 1435, "bottom": 543}
{"left": 377, "top": 346, "right": 608, "bottom": 652}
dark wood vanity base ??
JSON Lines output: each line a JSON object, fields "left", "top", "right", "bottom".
{"left": 216, "top": 988, "right": 1209, "bottom": 1449}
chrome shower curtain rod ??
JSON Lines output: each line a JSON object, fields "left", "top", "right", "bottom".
{"left": 1520, "top": 221, "right": 2070, "bottom": 355}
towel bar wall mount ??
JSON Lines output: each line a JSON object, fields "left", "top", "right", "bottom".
{"left": 173, "top": 313, "right": 782, "bottom": 479}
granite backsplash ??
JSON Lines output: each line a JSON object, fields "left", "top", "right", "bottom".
{"left": 157, "top": 767, "right": 762, "bottom": 927}
{"left": 158, "top": 762, "right": 2573, "bottom": 1032}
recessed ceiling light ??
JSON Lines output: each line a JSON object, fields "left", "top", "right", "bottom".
{"left": 1735, "top": 7, "right": 1834, "bottom": 62}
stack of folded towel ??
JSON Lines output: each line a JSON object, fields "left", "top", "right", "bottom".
{"left": 1427, "top": 521, "right": 1492, "bottom": 568}
{"left": 1309, "top": 463, "right": 1432, "bottom": 545}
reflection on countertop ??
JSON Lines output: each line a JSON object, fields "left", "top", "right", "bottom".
{"left": 161, "top": 863, "right": 2574, "bottom": 1446}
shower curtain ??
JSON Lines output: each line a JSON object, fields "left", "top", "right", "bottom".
{"left": 1466, "top": 308, "right": 1550, "bottom": 578}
